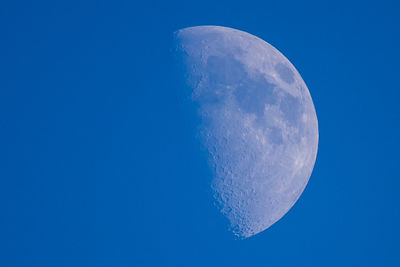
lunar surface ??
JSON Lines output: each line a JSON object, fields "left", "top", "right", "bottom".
{"left": 173, "top": 26, "right": 318, "bottom": 238}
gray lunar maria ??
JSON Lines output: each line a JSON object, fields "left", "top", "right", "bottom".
{"left": 174, "top": 26, "right": 319, "bottom": 238}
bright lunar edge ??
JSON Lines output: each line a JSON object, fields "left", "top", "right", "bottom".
{"left": 173, "top": 26, "right": 319, "bottom": 239}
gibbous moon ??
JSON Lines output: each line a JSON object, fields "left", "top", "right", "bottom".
{"left": 173, "top": 26, "right": 318, "bottom": 238}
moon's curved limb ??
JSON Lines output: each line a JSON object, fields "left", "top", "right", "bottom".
{"left": 174, "top": 26, "right": 318, "bottom": 238}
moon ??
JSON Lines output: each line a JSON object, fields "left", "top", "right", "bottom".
{"left": 173, "top": 26, "right": 319, "bottom": 238}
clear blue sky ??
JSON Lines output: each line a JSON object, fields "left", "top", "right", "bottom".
{"left": 1, "top": 0, "right": 399, "bottom": 266}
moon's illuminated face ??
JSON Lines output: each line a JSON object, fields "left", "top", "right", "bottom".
{"left": 174, "top": 26, "right": 318, "bottom": 238}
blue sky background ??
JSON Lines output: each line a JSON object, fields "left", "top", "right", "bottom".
{"left": 1, "top": 0, "right": 399, "bottom": 266}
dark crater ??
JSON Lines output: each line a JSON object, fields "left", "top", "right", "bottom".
{"left": 268, "top": 127, "right": 283, "bottom": 144}
{"left": 196, "top": 54, "right": 246, "bottom": 104}
{"left": 234, "top": 73, "right": 278, "bottom": 118}
{"left": 280, "top": 92, "right": 302, "bottom": 124}
{"left": 275, "top": 62, "right": 294, "bottom": 84}
{"left": 207, "top": 54, "right": 245, "bottom": 86}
